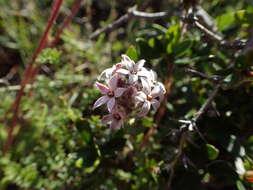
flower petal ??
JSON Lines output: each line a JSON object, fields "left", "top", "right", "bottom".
{"left": 107, "top": 98, "right": 116, "bottom": 112}
{"left": 110, "top": 119, "right": 124, "bottom": 129}
{"left": 141, "top": 78, "right": 151, "bottom": 95}
{"left": 138, "top": 69, "right": 150, "bottom": 78}
{"left": 114, "top": 88, "right": 127, "bottom": 97}
{"left": 116, "top": 68, "right": 129, "bottom": 75}
{"left": 93, "top": 95, "right": 109, "bottom": 109}
{"left": 121, "top": 54, "right": 134, "bottom": 70}
{"left": 151, "top": 99, "right": 160, "bottom": 111}
{"left": 102, "top": 114, "right": 113, "bottom": 123}
{"left": 95, "top": 82, "right": 109, "bottom": 94}
{"left": 135, "top": 91, "right": 147, "bottom": 102}
{"left": 134, "top": 59, "right": 145, "bottom": 71}
{"left": 98, "top": 68, "right": 113, "bottom": 80}
{"left": 150, "top": 70, "right": 157, "bottom": 81}
{"left": 139, "top": 101, "right": 151, "bottom": 116}
{"left": 151, "top": 85, "right": 162, "bottom": 98}
{"left": 157, "top": 82, "right": 166, "bottom": 94}
{"left": 108, "top": 74, "right": 118, "bottom": 90}
{"left": 129, "top": 74, "right": 138, "bottom": 84}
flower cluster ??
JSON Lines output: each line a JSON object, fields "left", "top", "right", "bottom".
{"left": 93, "top": 55, "right": 166, "bottom": 129}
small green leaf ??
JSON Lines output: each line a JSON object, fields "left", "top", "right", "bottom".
{"left": 75, "top": 158, "right": 83, "bottom": 168}
{"left": 236, "top": 180, "right": 246, "bottom": 190}
{"left": 216, "top": 12, "right": 235, "bottom": 31}
{"left": 206, "top": 144, "right": 219, "bottom": 160}
{"left": 126, "top": 46, "right": 138, "bottom": 61}
{"left": 173, "top": 40, "right": 192, "bottom": 56}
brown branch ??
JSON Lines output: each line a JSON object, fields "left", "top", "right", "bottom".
{"left": 90, "top": 9, "right": 169, "bottom": 40}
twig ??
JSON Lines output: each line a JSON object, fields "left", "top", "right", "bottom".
{"left": 166, "top": 127, "right": 188, "bottom": 189}
{"left": 192, "top": 83, "right": 221, "bottom": 122}
{"left": 185, "top": 68, "right": 222, "bottom": 83}
{"left": 185, "top": 15, "right": 246, "bottom": 49}
{"left": 239, "top": 38, "right": 253, "bottom": 55}
{"left": 90, "top": 9, "right": 169, "bottom": 40}
{"left": 166, "top": 83, "right": 221, "bottom": 189}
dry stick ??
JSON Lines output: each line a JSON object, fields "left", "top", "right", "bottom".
{"left": 166, "top": 83, "right": 221, "bottom": 189}
{"left": 3, "top": 0, "right": 64, "bottom": 153}
{"left": 90, "top": 9, "right": 169, "bottom": 40}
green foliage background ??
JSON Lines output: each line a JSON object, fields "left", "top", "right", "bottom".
{"left": 0, "top": 0, "right": 253, "bottom": 189}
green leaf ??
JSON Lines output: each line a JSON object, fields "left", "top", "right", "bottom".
{"left": 126, "top": 46, "right": 138, "bottom": 61}
{"left": 151, "top": 23, "right": 167, "bottom": 34}
{"left": 216, "top": 12, "right": 235, "bottom": 31}
{"left": 75, "top": 158, "right": 83, "bottom": 168}
{"left": 236, "top": 180, "right": 246, "bottom": 190}
{"left": 36, "top": 48, "right": 61, "bottom": 65}
{"left": 137, "top": 38, "right": 159, "bottom": 59}
{"left": 173, "top": 40, "right": 192, "bottom": 56}
{"left": 165, "top": 24, "right": 180, "bottom": 54}
{"left": 206, "top": 144, "right": 219, "bottom": 160}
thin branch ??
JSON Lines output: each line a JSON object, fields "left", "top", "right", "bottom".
{"left": 166, "top": 82, "right": 221, "bottom": 189}
{"left": 192, "top": 83, "right": 221, "bottom": 122}
{"left": 166, "top": 127, "right": 188, "bottom": 189}
{"left": 131, "top": 10, "right": 168, "bottom": 18}
{"left": 185, "top": 68, "right": 222, "bottom": 83}
{"left": 185, "top": 15, "right": 246, "bottom": 49}
{"left": 239, "top": 38, "right": 253, "bottom": 55}
{"left": 90, "top": 9, "right": 169, "bottom": 40}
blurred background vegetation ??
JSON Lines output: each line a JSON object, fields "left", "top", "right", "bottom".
{"left": 1, "top": 0, "right": 253, "bottom": 189}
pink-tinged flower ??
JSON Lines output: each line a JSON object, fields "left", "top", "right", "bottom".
{"left": 98, "top": 63, "right": 122, "bottom": 81}
{"left": 146, "top": 70, "right": 166, "bottom": 95}
{"left": 93, "top": 75, "right": 127, "bottom": 112}
{"left": 136, "top": 79, "right": 164, "bottom": 116}
{"left": 117, "top": 55, "right": 150, "bottom": 84}
{"left": 102, "top": 108, "right": 125, "bottom": 129}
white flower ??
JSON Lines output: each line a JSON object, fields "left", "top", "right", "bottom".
{"left": 235, "top": 157, "right": 246, "bottom": 175}
{"left": 93, "top": 74, "right": 127, "bottom": 112}
{"left": 98, "top": 63, "right": 122, "bottom": 81}
{"left": 117, "top": 55, "right": 150, "bottom": 84}
{"left": 93, "top": 54, "right": 166, "bottom": 129}
{"left": 146, "top": 70, "right": 166, "bottom": 97}
{"left": 102, "top": 108, "right": 125, "bottom": 129}
{"left": 135, "top": 78, "right": 164, "bottom": 116}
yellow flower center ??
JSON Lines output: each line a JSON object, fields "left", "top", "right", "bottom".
{"left": 107, "top": 91, "right": 114, "bottom": 97}
{"left": 147, "top": 95, "right": 153, "bottom": 101}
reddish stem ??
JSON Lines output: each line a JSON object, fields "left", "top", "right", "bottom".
{"left": 50, "top": 0, "right": 83, "bottom": 47}
{"left": 3, "top": 0, "right": 64, "bottom": 153}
